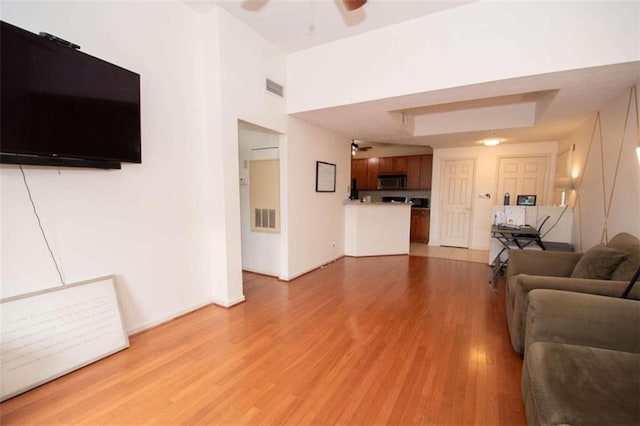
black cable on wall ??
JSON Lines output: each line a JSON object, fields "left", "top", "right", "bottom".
{"left": 19, "top": 165, "right": 66, "bottom": 286}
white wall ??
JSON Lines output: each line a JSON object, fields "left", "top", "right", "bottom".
{"left": 215, "top": 8, "right": 287, "bottom": 300}
{"left": 430, "top": 141, "right": 558, "bottom": 250}
{"left": 287, "top": 1, "right": 639, "bottom": 112}
{"left": 0, "top": 2, "right": 224, "bottom": 332}
{"left": 215, "top": 12, "right": 352, "bottom": 281}
{"left": 284, "top": 117, "right": 350, "bottom": 280}
{"left": 0, "top": 2, "right": 354, "bottom": 332}
{"left": 560, "top": 84, "right": 640, "bottom": 251}
{"left": 238, "top": 126, "right": 281, "bottom": 276}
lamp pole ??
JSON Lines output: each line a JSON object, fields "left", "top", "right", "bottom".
{"left": 621, "top": 266, "right": 640, "bottom": 299}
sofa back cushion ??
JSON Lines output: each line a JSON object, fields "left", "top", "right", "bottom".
{"left": 608, "top": 232, "right": 640, "bottom": 281}
{"left": 570, "top": 244, "right": 628, "bottom": 280}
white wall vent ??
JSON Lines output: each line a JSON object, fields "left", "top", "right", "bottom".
{"left": 255, "top": 208, "right": 277, "bottom": 229}
{"left": 250, "top": 159, "right": 280, "bottom": 234}
{"left": 266, "top": 78, "right": 284, "bottom": 97}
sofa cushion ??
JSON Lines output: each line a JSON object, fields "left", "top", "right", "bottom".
{"left": 570, "top": 244, "right": 627, "bottom": 280}
{"left": 522, "top": 342, "right": 640, "bottom": 426}
{"left": 607, "top": 232, "right": 640, "bottom": 281}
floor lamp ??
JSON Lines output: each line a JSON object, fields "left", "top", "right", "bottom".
{"left": 621, "top": 266, "right": 640, "bottom": 299}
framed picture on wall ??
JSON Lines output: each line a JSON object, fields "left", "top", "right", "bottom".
{"left": 315, "top": 161, "right": 336, "bottom": 192}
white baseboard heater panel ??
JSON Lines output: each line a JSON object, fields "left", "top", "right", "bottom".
{"left": 0, "top": 275, "right": 129, "bottom": 401}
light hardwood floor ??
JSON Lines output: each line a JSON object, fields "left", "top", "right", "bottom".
{"left": 0, "top": 256, "right": 524, "bottom": 425}
{"left": 410, "top": 243, "right": 490, "bottom": 264}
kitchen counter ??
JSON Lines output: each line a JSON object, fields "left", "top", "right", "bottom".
{"left": 344, "top": 200, "right": 411, "bottom": 206}
{"left": 344, "top": 202, "right": 411, "bottom": 257}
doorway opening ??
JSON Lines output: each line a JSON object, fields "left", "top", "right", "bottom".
{"left": 237, "top": 120, "right": 284, "bottom": 277}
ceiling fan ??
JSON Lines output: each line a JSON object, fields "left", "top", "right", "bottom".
{"left": 343, "top": 0, "right": 367, "bottom": 11}
{"left": 351, "top": 141, "right": 373, "bottom": 156}
{"left": 241, "top": 0, "right": 367, "bottom": 12}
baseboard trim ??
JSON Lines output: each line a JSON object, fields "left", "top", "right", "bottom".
{"left": 241, "top": 267, "right": 279, "bottom": 278}
{"left": 126, "top": 294, "right": 246, "bottom": 336}
{"left": 280, "top": 255, "right": 345, "bottom": 282}
{"left": 127, "top": 298, "right": 216, "bottom": 336}
{"left": 344, "top": 252, "right": 409, "bottom": 258}
{"left": 212, "top": 295, "right": 246, "bottom": 308}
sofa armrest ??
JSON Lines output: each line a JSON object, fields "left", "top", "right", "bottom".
{"left": 516, "top": 274, "right": 636, "bottom": 297}
{"left": 506, "top": 250, "right": 582, "bottom": 282}
{"left": 525, "top": 289, "right": 640, "bottom": 354}
{"left": 505, "top": 275, "right": 637, "bottom": 354}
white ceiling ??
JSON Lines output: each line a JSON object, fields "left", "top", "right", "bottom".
{"left": 208, "top": 1, "right": 639, "bottom": 149}
{"left": 292, "top": 62, "right": 640, "bottom": 148}
{"left": 214, "top": 0, "right": 473, "bottom": 52}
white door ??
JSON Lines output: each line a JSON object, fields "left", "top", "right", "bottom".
{"left": 497, "top": 156, "right": 549, "bottom": 205}
{"left": 440, "top": 158, "right": 475, "bottom": 248}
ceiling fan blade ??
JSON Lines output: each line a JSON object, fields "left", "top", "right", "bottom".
{"left": 343, "top": 0, "right": 367, "bottom": 12}
{"left": 241, "top": 0, "right": 269, "bottom": 12}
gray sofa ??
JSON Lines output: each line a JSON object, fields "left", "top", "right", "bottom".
{"left": 506, "top": 232, "right": 640, "bottom": 354}
{"left": 521, "top": 289, "right": 640, "bottom": 426}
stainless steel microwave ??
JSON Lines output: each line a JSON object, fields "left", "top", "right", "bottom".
{"left": 377, "top": 174, "right": 407, "bottom": 190}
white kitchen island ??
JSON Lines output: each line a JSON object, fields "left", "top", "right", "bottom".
{"left": 344, "top": 202, "right": 411, "bottom": 257}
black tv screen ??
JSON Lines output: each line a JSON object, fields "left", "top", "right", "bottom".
{"left": 1, "top": 20, "right": 141, "bottom": 168}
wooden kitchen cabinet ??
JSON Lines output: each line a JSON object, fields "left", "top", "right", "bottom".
{"left": 352, "top": 154, "right": 432, "bottom": 190}
{"left": 419, "top": 155, "right": 433, "bottom": 190}
{"left": 351, "top": 158, "right": 368, "bottom": 190}
{"left": 379, "top": 156, "right": 408, "bottom": 174}
{"left": 378, "top": 157, "right": 393, "bottom": 174}
{"left": 366, "top": 157, "right": 379, "bottom": 189}
{"left": 393, "top": 156, "right": 408, "bottom": 174}
{"left": 410, "top": 208, "right": 430, "bottom": 243}
{"left": 407, "top": 155, "right": 433, "bottom": 190}
{"left": 407, "top": 156, "right": 422, "bottom": 190}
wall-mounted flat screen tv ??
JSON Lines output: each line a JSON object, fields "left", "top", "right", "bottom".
{"left": 0, "top": 20, "right": 141, "bottom": 169}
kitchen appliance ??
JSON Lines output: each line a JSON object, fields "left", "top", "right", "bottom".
{"left": 350, "top": 178, "right": 359, "bottom": 200}
{"left": 377, "top": 174, "right": 407, "bottom": 190}
{"left": 382, "top": 196, "right": 407, "bottom": 203}
{"left": 410, "top": 198, "right": 430, "bottom": 208}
